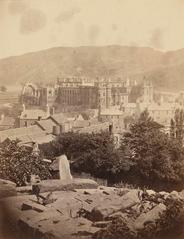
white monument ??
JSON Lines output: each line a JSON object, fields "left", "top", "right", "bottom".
{"left": 32, "top": 142, "right": 40, "bottom": 157}
{"left": 57, "top": 154, "right": 73, "bottom": 181}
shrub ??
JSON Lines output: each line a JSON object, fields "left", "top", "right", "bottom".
{"left": 0, "top": 140, "right": 51, "bottom": 186}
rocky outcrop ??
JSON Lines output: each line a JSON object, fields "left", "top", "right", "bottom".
{"left": 0, "top": 179, "right": 17, "bottom": 199}
{"left": 32, "top": 178, "right": 99, "bottom": 193}
{"left": 1, "top": 185, "right": 184, "bottom": 239}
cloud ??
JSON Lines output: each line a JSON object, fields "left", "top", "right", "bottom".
{"left": 8, "top": 0, "right": 28, "bottom": 15}
{"left": 149, "top": 28, "right": 164, "bottom": 49}
{"left": 55, "top": 6, "right": 80, "bottom": 23}
{"left": 88, "top": 25, "right": 100, "bottom": 44}
{"left": 20, "top": 8, "right": 47, "bottom": 34}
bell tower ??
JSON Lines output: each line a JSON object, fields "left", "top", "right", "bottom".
{"left": 143, "top": 78, "right": 153, "bottom": 103}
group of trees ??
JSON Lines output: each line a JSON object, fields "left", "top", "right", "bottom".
{"left": 40, "top": 132, "right": 131, "bottom": 179}
{"left": 0, "top": 140, "right": 51, "bottom": 186}
{"left": 1, "top": 108, "right": 184, "bottom": 190}
{"left": 170, "top": 109, "right": 184, "bottom": 144}
{"left": 121, "top": 110, "right": 184, "bottom": 190}
{"left": 40, "top": 109, "right": 184, "bottom": 190}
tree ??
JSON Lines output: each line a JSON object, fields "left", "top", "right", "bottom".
{"left": 0, "top": 140, "right": 51, "bottom": 186}
{"left": 170, "top": 118, "right": 175, "bottom": 139}
{"left": 170, "top": 109, "right": 184, "bottom": 145}
{"left": 40, "top": 132, "right": 129, "bottom": 180}
{"left": 121, "top": 110, "right": 184, "bottom": 190}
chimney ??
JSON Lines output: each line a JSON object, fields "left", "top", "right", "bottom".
{"left": 98, "top": 104, "right": 101, "bottom": 122}
{"left": 46, "top": 104, "right": 50, "bottom": 117}
{"left": 38, "top": 116, "right": 42, "bottom": 121}
{"left": 60, "top": 124, "right": 63, "bottom": 133}
{"left": 50, "top": 107, "right": 55, "bottom": 116}
{"left": 52, "top": 125, "right": 60, "bottom": 135}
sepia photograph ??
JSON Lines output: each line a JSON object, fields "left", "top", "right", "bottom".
{"left": 0, "top": 0, "right": 184, "bottom": 238}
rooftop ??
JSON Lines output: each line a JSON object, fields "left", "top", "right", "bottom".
{"left": 101, "top": 108, "right": 123, "bottom": 116}
{"left": 0, "top": 125, "right": 52, "bottom": 144}
{"left": 138, "top": 102, "right": 176, "bottom": 111}
{"left": 49, "top": 113, "right": 67, "bottom": 125}
{"left": 36, "top": 119, "right": 58, "bottom": 134}
{"left": 20, "top": 109, "right": 49, "bottom": 120}
{"left": 0, "top": 116, "right": 15, "bottom": 128}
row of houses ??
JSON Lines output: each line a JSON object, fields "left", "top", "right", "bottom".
{"left": 0, "top": 110, "right": 112, "bottom": 146}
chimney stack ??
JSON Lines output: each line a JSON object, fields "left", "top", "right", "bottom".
{"left": 53, "top": 125, "right": 60, "bottom": 135}
{"left": 50, "top": 107, "right": 55, "bottom": 116}
{"left": 46, "top": 104, "right": 50, "bottom": 117}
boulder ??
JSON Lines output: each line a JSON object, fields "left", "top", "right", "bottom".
{"left": 32, "top": 178, "right": 98, "bottom": 193}
{"left": 0, "top": 179, "right": 16, "bottom": 187}
{"left": 90, "top": 205, "right": 120, "bottom": 221}
{"left": 159, "top": 191, "right": 170, "bottom": 200}
{"left": 146, "top": 189, "right": 156, "bottom": 196}
{"left": 134, "top": 203, "right": 166, "bottom": 230}
{"left": 92, "top": 221, "right": 112, "bottom": 228}
{"left": 169, "top": 190, "right": 182, "bottom": 200}
{"left": 179, "top": 189, "right": 184, "bottom": 199}
{"left": 21, "top": 201, "right": 46, "bottom": 212}
{"left": 121, "top": 190, "right": 142, "bottom": 208}
{"left": 16, "top": 186, "right": 32, "bottom": 194}
{"left": 0, "top": 179, "right": 17, "bottom": 199}
{"left": 89, "top": 189, "right": 141, "bottom": 221}
{"left": 18, "top": 210, "right": 100, "bottom": 239}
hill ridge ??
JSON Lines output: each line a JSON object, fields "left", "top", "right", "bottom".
{"left": 0, "top": 45, "right": 184, "bottom": 91}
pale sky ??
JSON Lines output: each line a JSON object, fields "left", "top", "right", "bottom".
{"left": 0, "top": 0, "right": 184, "bottom": 59}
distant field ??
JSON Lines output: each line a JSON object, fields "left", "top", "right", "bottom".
{"left": 0, "top": 91, "right": 19, "bottom": 106}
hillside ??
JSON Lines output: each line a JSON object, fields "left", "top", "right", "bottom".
{"left": 0, "top": 45, "right": 184, "bottom": 91}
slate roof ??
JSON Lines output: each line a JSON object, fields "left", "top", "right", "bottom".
{"left": 49, "top": 113, "right": 67, "bottom": 125}
{"left": 73, "top": 120, "right": 90, "bottom": 128}
{"left": 0, "top": 116, "right": 15, "bottom": 130}
{"left": 75, "top": 122, "right": 110, "bottom": 134}
{"left": 0, "top": 125, "right": 53, "bottom": 144}
{"left": 36, "top": 119, "right": 58, "bottom": 134}
{"left": 101, "top": 109, "right": 123, "bottom": 116}
{"left": 20, "top": 109, "right": 48, "bottom": 120}
{"left": 49, "top": 112, "right": 84, "bottom": 125}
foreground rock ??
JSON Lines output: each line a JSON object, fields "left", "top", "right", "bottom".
{"left": 32, "top": 178, "right": 98, "bottom": 193}
{"left": 134, "top": 203, "right": 166, "bottom": 230}
{"left": 0, "top": 179, "right": 17, "bottom": 199}
{"left": 1, "top": 186, "right": 184, "bottom": 239}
